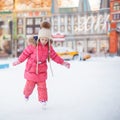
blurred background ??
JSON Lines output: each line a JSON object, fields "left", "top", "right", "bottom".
{"left": 0, "top": 0, "right": 119, "bottom": 58}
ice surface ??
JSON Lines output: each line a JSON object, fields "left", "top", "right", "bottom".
{"left": 0, "top": 56, "right": 120, "bottom": 120}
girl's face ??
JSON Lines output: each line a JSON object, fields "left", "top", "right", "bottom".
{"left": 40, "top": 37, "right": 48, "bottom": 45}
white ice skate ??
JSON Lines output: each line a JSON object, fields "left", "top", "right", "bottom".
{"left": 24, "top": 96, "right": 29, "bottom": 102}
{"left": 41, "top": 101, "right": 47, "bottom": 110}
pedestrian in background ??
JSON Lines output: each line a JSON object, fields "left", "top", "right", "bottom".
{"left": 78, "top": 42, "right": 84, "bottom": 61}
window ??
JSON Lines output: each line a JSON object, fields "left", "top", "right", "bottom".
{"left": 35, "top": 27, "right": 40, "bottom": 34}
{"left": 18, "top": 28, "right": 23, "bottom": 34}
{"left": 26, "top": 18, "right": 33, "bottom": 25}
{"left": 74, "top": 15, "right": 78, "bottom": 24}
{"left": 68, "top": 15, "right": 72, "bottom": 25}
{"left": 26, "top": 27, "right": 33, "bottom": 34}
{"left": 67, "top": 25, "right": 72, "bottom": 32}
{"left": 60, "top": 25, "right": 65, "bottom": 32}
{"left": 87, "top": 40, "right": 97, "bottom": 53}
{"left": 17, "top": 19, "right": 23, "bottom": 25}
{"left": 100, "top": 40, "right": 108, "bottom": 53}
{"left": 60, "top": 16, "right": 65, "bottom": 24}
{"left": 114, "top": 2, "right": 120, "bottom": 11}
{"left": 53, "top": 16, "right": 58, "bottom": 25}
{"left": 54, "top": 25, "right": 58, "bottom": 32}
{"left": 35, "top": 18, "right": 41, "bottom": 25}
{"left": 17, "top": 18, "right": 24, "bottom": 34}
{"left": 113, "top": 14, "right": 120, "bottom": 20}
{"left": 26, "top": 17, "right": 50, "bottom": 35}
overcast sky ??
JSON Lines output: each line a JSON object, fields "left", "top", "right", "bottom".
{"left": 59, "top": 0, "right": 100, "bottom": 10}
{"left": 89, "top": 0, "right": 101, "bottom": 10}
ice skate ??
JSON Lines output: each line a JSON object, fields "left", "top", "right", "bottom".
{"left": 24, "top": 96, "right": 29, "bottom": 102}
{"left": 41, "top": 101, "right": 47, "bottom": 110}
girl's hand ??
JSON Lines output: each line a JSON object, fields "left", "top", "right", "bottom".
{"left": 13, "top": 60, "right": 20, "bottom": 66}
{"left": 62, "top": 62, "right": 70, "bottom": 69}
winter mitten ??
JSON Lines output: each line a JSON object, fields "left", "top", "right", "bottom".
{"left": 13, "top": 60, "right": 21, "bottom": 66}
{"left": 62, "top": 62, "right": 70, "bottom": 69}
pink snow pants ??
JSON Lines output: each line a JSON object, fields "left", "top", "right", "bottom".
{"left": 23, "top": 80, "right": 48, "bottom": 102}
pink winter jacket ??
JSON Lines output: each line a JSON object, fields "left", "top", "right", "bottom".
{"left": 18, "top": 42, "right": 64, "bottom": 82}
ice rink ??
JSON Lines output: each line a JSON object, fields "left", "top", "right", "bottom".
{"left": 0, "top": 56, "right": 120, "bottom": 120}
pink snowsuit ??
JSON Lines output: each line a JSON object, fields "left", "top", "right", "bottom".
{"left": 18, "top": 42, "right": 64, "bottom": 101}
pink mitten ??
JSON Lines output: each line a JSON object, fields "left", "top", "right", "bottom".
{"left": 62, "top": 62, "right": 70, "bottom": 69}
{"left": 13, "top": 60, "right": 20, "bottom": 66}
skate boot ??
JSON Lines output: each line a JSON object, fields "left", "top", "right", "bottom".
{"left": 24, "top": 96, "right": 29, "bottom": 102}
{"left": 41, "top": 101, "right": 47, "bottom": 110}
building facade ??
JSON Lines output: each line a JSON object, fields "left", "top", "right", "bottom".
{"left": 0, "top": 0, "right": 111, "bottom": 57}
{"left": 51, "top": 9, "right": 110, "bottom": 56}
{"left": 0, "top": 8, "right": 110, "bottom": 57}
{"left": 109, "top": 0, "right": 120, "bottom": 56}
{"left": 100, "top": 0, "right": 110, "bottom": 9}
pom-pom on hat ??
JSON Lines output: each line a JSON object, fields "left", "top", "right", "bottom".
{"left": 38, "top": 21, "right": 52, "bottom": 39}
{"left": 40, "top": 21, "right": 51, "bottom": 29}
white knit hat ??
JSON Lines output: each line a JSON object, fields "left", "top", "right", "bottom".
{"left": 38, "top": 28, "right": 52, "bottom": 39}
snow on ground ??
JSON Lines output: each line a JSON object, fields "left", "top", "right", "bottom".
{"left": 0, "top": 56, "right": 120, "bottom": 120}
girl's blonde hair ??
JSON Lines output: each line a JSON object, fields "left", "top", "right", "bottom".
{"left": 27, "top": 36, "right": 37, "bottom": 46}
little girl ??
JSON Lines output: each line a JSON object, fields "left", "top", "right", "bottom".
{"left": 13, "top": 21, "right": 70, "bottom": 109}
